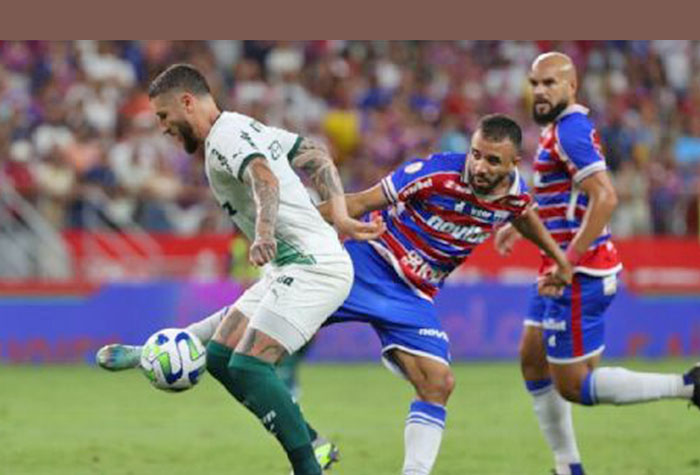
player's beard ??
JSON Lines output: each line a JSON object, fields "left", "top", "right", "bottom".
{"left": 532, "top": 99, "right": 569, "bottom": 126}
{"left": 175, "top": 121, "right": 200, "bottom": 154}
{"left": 468, "top": 171, "right": 507, "bottom": 195}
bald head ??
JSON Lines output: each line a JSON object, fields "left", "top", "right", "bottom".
{"left": 529, "top": 52, "right": 577, "bottom": 125}
{"left": 532, "top": 52, "right": 577, "bottom": 86}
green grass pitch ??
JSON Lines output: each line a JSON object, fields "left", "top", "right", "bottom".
{"left": 1, "top": 360, "right": 698, "bottom": 474}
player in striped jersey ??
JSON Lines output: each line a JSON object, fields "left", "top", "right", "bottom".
{"left": 495, "top": 52, "right": 700, "bottom": 475}
{"left": 99, "top": 114, "right": 573, "bottom": 474}
{"left": 316, "top": 114, "right": 571, "bottom": 474}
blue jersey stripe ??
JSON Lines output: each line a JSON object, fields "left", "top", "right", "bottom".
{"left": 543, "top": 218, "right": 576, "bottom": 230}
{"left": 535, "top": 193, "right": 589, "bottom": 207}
{"left": 539, "top": 171, "right": 570, "bottom": 183}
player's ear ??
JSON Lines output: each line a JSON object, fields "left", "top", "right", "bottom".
{"left": 512, "top": 153, "right": 521, "bottom": 168}
{"left": 180, "top": 92, "right": 194, "bottom": 112}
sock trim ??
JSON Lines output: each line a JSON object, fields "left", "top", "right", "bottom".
{"left": 229, "top": 353, "right": 276, "bottom": 372}
{"left": 206, "top": 340, "right": 233, "bottom": 356}
{"left": 580, "top": 371, "right": 596, "bottom": 406}
{"left": 683, "top": 372, "right": 695, "bottom": 386}
{"left": 409, "top": 400, "right": 446, "bottom": 420}
{"left": 407, "top": 413, "right": 445, "bottom": 430}
{"left": 525, "top": 378, "right": 553, "bottom": 395}
{"left": 405, "top": 418, "right": 445, "bottom": 431}
{"left": 407, "top": 400, "right": 446, "bottom": 430}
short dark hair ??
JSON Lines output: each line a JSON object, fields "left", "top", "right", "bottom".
{"left": 477, "top": 114, "right": 522, "bottom": 151}
{"left": 148, "top": 63, "right": 211, "bottom": 98}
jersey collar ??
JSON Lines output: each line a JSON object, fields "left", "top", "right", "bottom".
{"left": 555, "top": 103, "right": 589, "bottom": 121}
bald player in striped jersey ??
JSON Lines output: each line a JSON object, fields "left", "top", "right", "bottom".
{"left": 495, "top": 52, "right": 700, "bottom": 475}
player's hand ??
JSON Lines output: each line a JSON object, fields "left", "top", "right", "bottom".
{"left": 537, "top": 263, "right": 573, "bottom": 297}
{"left": 494, "top": 224, "right": 519, "bottom": 256}
{"left": 335, "top": 215, "right": 386, "bottom": 241}
{"left": 249, "top": 235, "right": 277, "bottom": 266}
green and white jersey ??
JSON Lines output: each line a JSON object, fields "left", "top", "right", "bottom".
{"left": 204, "top": 111, "right": 344, "bottom": 266}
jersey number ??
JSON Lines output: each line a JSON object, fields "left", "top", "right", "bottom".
{"left": 222, "top": 202, "right": 237, "bottom": 217}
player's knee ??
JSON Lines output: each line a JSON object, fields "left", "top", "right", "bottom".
{"left": 415, "top": 368, "right": 455, "bottom": 404}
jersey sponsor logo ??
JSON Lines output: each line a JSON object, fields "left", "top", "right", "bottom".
{"left": 444, "top": 180, "right": 470, "bottom": 194}
{"left": 261, "top": 410, "right": 277, "bottom": 435}
{"left": 542, "top": 318, "right": 566, "bottom": 331}
{"left": 401, "top": 250, "right": 449, "bottom": 285}
{"left": 426, "top": 215, "right": 490, "bottom": 243}
{"left": 402, "top": 178, "right": 433, "bottom": 197}
{"left": 276, "top": 275, "right": 294, "bottom": 286}
{"left": 603, "top": 274, "right": 617, "bottom": 296}
{"left": 418, "top": 328, "right": 450, "bottom": 342}
{"left": 405, "top": 161, "right": 424, "bottom": 174}
{"left": 494, "top": 210, "right": 510, "bottom": 221}
{"left": 455, "top": 201, "right": 509, "bottom": 223}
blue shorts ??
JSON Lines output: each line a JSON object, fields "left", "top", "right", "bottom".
{"left": 524, "top": 273, "right": 618, "bottom": 364}
{"left": 326, "top": 241, "right": 450, "bottom": 375}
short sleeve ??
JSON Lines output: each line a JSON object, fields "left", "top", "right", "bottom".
{"left": 380, "top": 157, "right": 434, "bottom": 204}
{"left": 555, "top": 114, "right": 607, "bottom": 183}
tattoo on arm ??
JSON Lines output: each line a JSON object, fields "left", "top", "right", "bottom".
{"left": 245, "top": 159, "right": 279, "bottom": 238}
{"left": 291, "top": 138, "right": 344, "bottom": 201}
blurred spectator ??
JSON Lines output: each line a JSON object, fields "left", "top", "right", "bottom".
{"left": 0, "top": 40, "right": 698, "bottom": 238}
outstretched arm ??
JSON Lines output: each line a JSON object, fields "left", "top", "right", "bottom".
{"left": 243, "top": 157, "right": 279, "bottom": 266}
{"left": 318, "top": 183, "right": 389, "bottom": 221}
{"left": 291, "top": 137, "right": 384, "bottom": 240}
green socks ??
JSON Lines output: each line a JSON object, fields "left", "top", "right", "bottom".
{"left": 206, "top": 341, "right": 321, "bottom": 475}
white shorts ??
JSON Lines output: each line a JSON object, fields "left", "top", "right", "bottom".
{"left": 234, "top": 254, "right": 353, "bottom": 354}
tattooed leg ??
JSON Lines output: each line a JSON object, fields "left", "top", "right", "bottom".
{"left": 211, "top": 307, "right": 250, "bottom": 349}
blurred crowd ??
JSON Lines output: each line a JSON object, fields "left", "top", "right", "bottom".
{"left": 1, "top": 40, "right": 699, "bottom": 237}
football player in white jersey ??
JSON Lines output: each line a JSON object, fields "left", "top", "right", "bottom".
{"left": 142, "top": 63, "right": 382, "bottom": 475}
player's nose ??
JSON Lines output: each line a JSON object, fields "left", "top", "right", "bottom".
{"left": 472, "top": 161, "right": 488, "bottom": 175}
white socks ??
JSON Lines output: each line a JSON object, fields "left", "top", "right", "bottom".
{"left": 527, "top": 380, "right": 582, "bottom": 475}
{"left": 584, "top": 367, "right": 693, "bottom": 405}
{"left": 403, "top": 400, "right": 446, "bottom": 475}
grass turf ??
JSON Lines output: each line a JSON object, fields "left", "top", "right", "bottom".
{"left": 0, "top": 359, "right": 698, "bottom": 474}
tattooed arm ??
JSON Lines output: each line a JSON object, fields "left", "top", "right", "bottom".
{"left": 243, "top": 157, "right": 279, "bottom": 266}
{"left": 292, "top": 137, "right": 384, "bottom": 240}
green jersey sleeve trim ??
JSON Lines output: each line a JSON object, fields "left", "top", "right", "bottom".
{"left": 237, "top": 153, "right": 266, "bottom": 181}
{"left": 287, "top": 135, "right": 304, "bottom": 163}
{"left": 274, "top": 238, "right": 316, "bottom": 266}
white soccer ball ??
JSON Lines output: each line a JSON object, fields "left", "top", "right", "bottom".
{"left": 140, "top": 328, "right": 206, "bottom": 392}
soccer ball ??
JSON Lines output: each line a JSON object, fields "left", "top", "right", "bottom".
{"left": 140, "top": 328, "right": 207, "bottom": 392}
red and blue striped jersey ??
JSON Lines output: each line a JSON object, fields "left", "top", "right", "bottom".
{"left": 533, "top": 104, "right": 622, "bottom": 276}
{"left": 372, "top": 152, "right": 532, "bottom": 300}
